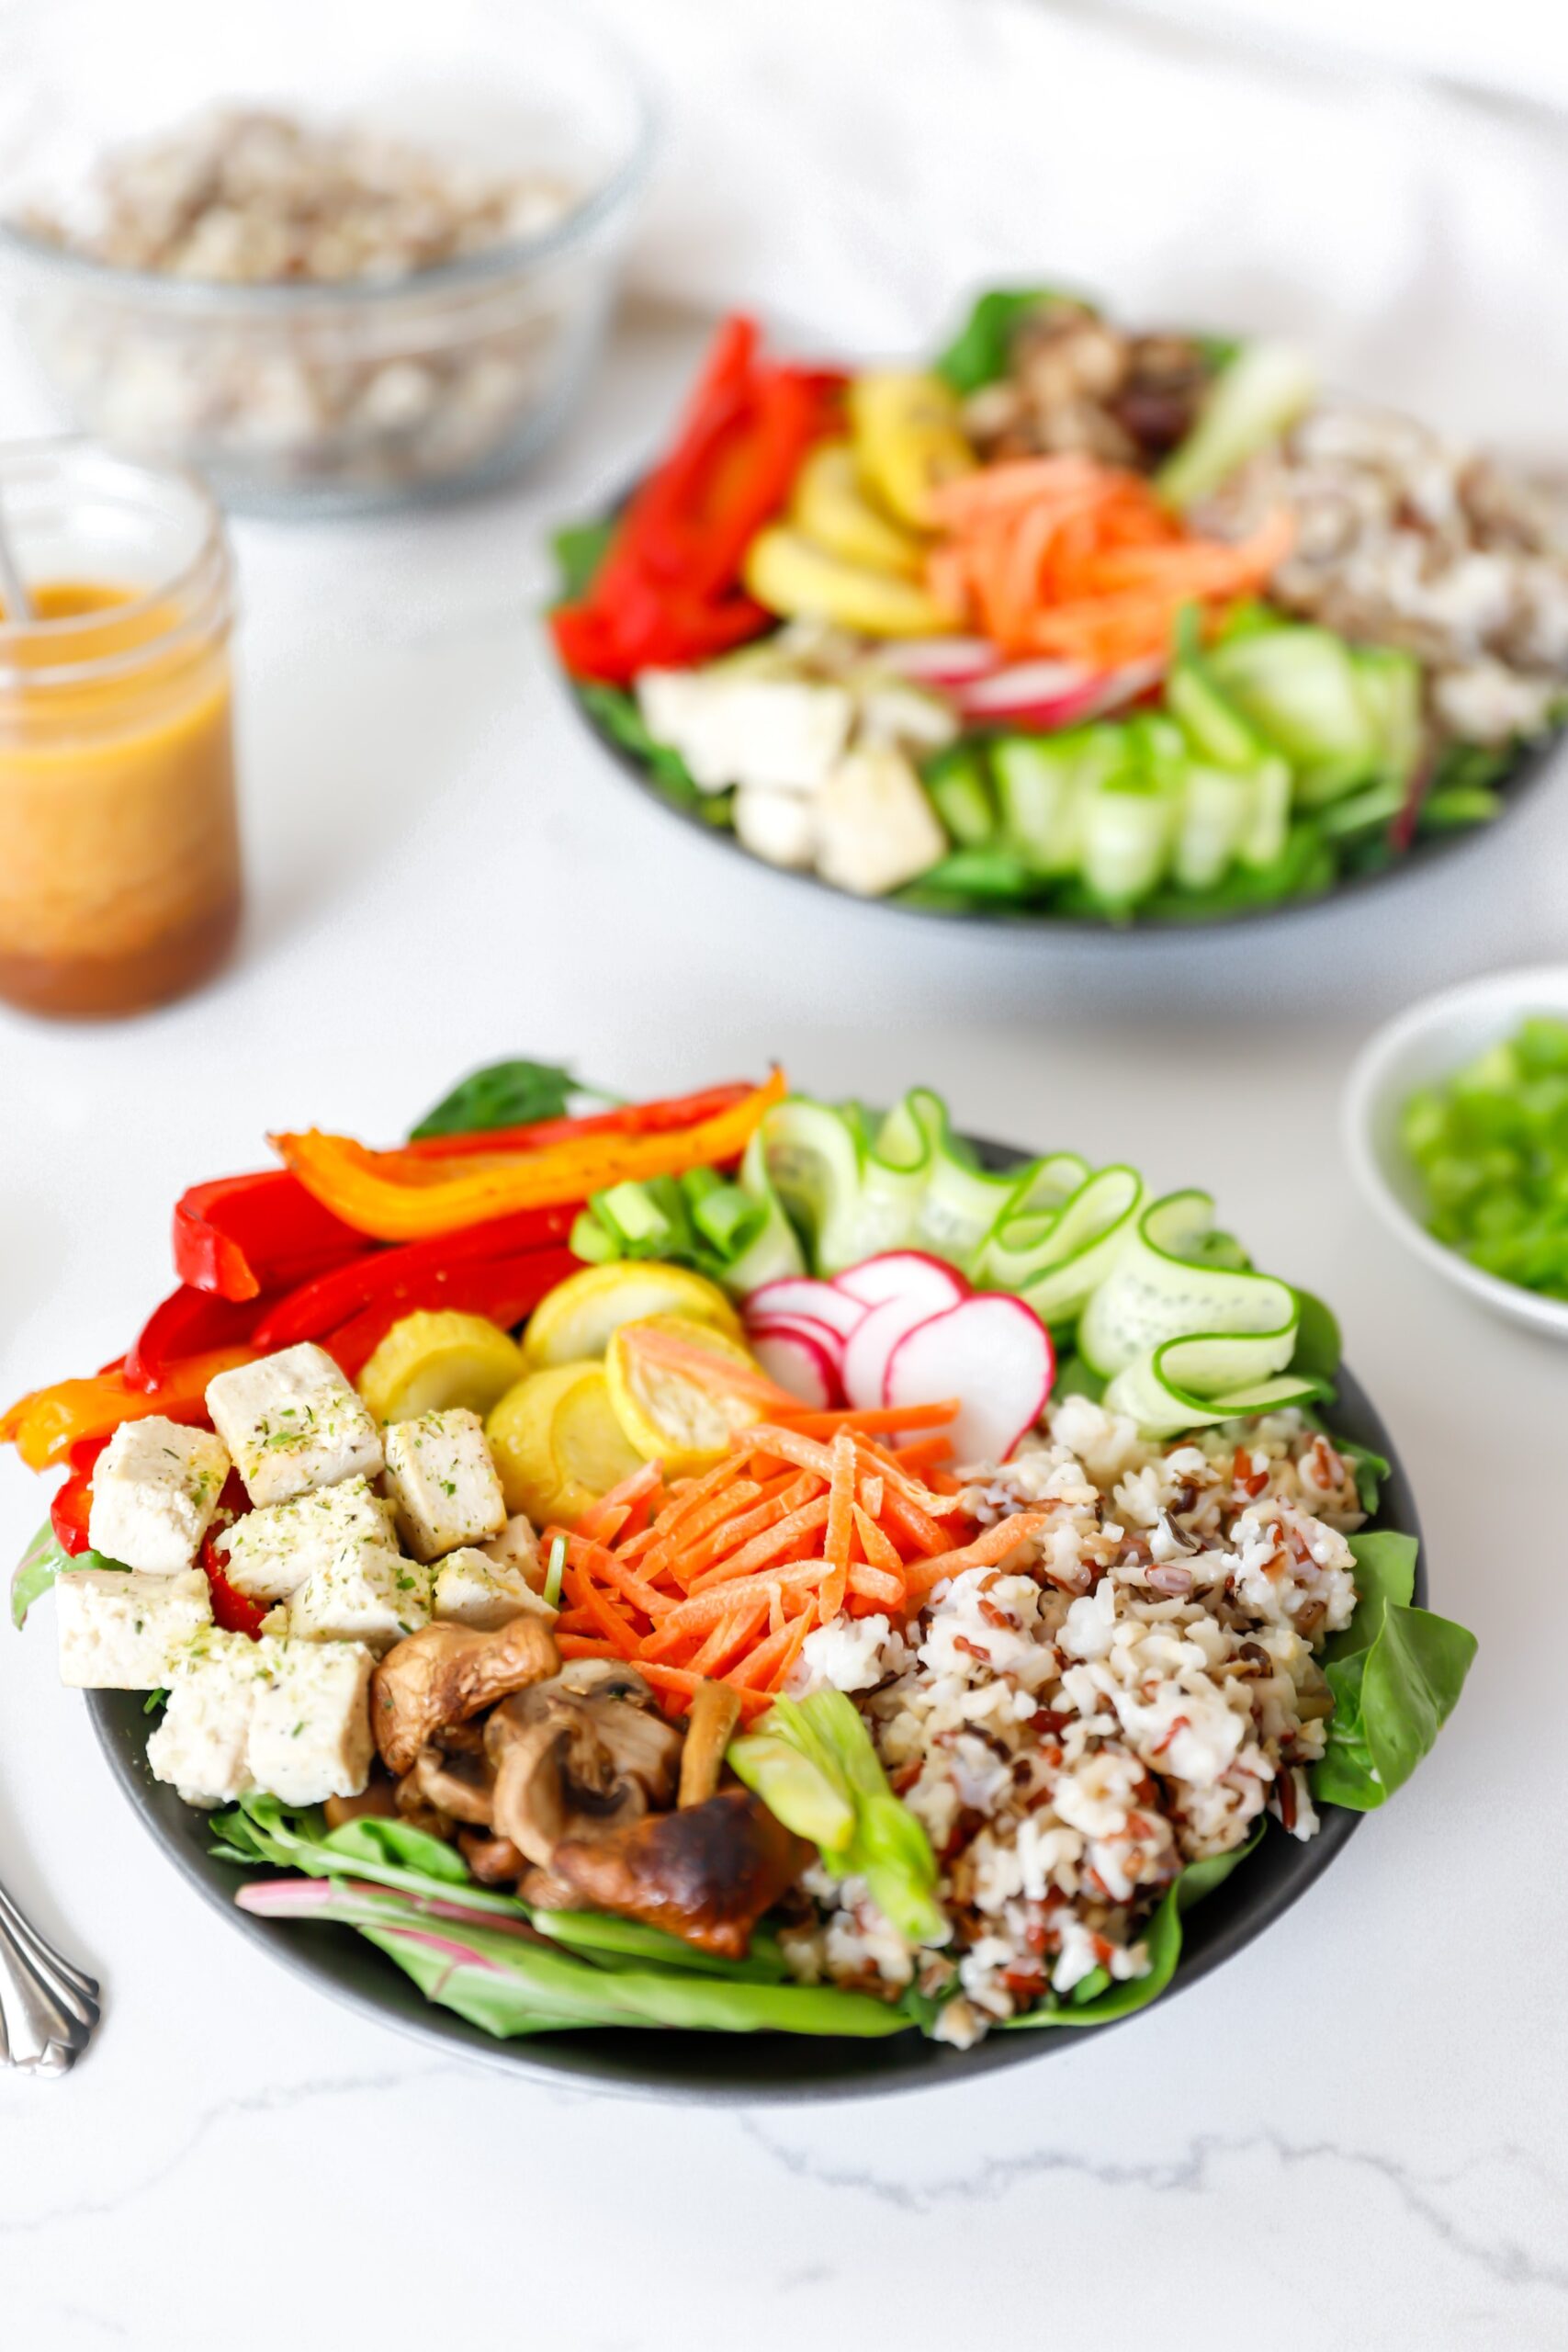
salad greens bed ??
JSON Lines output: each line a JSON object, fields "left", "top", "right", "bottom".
{"left": 1402, "top": 1014, "right": 1568, "bottom": 1302}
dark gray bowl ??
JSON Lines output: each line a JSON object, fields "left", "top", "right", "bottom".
{"left": 85, "top": 1132, "right": 1426, "bottom": 2098}
{"left": 563, "top": 653, "right": 1561, "bottom": 940}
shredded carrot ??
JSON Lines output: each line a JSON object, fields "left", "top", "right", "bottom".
{"left": 775, "top": 1399, "right": 959, "bottom": 1438}
{"left": 554, "top": 1406, "right": 989, "bottom": 1712}
{"left": 926, "top": 453, "right": 1294, "bottom": 668}
{"left": 901, "top": 1510, "right": 1055, "bottom": 1598}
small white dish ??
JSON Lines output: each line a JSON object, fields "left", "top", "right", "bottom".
{"left": 1343, "top": 964, "right": 1568, "bottom": 1341}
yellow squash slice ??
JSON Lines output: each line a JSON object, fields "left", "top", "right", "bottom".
{"left": 485, "top": 1362, "right": 648, "bottom": 1529}
{"left": 604, "top": 1315, "right": 789, "bottom": 1479}
{"left": 520, "top": 1260, "right": 741, "bottom": 1371}
{"left": 357, "top": 1310, "right": 526, "bottom": 1423}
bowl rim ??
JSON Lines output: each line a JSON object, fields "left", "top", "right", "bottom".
{"left": 1342, "top": 962, "right": 1568, "bottom": 1338}
{"left": 79, "top": 1129, "right": 1429, "bottom": 2101}
{"left": 558, "top": 653, "right": 1564, "bottom": 943}
{"left": 0, "top": 4, "right": 658, "bottom": 313}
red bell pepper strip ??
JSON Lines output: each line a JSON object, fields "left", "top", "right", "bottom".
{"left": 323, "top": 1246, "right": 581, "bottom": 1379}
{"left": 50, "top": 1434, "right": 111, "bottom": 1557}
{"left": 201, "top": 1471, "right": 266, "bottom": 1637}
{"left": 2, "top": 1348, "right": 253, "bottom": 1472}
{"left": 125, "top": 1283, "right": 283, "bottom": 1395}
{"left": 250, "top": 1208, "right": 579, "bottom": 1352}
{"left": 174, "top": 1171, "right": 369, "bottom": 1303}
{"left": 551, "top": 314, "right": 839, "bottom": 685}
{"left": 400, "top": 1080, "right": 755, "bottom": 1161}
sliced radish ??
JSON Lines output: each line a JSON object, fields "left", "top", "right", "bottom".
{"left": 879, "top": 636, "right": 1002, "bottom": 687}
{"left": 744, "top": 1278, "right": 866, "bottom": 1343}
{"left": 884, "top": 1295, "right": 1055, "bottom": 1464}
{"left": 954, "top": 659, "right": 1092, "bottom": 712}
{"left": 834, "top": 1252, "right": 969, "bottom": 1311}
{"left": 838, "top": 1257, "right": 969, "bottom": 1413}
{"left": 748, "top": 1323, "right": 840, "bottom": 1410}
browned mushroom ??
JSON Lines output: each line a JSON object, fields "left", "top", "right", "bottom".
{"left": 458, "top": 1829, "right": 528, "bottom": 1885}
{"left": 549, "top": 1789, "right": 812, "bottom": 1961}
{"left": 677, "top": 1678, "right": 741, "bottom": 1809}
{"left": 410, "top": 1720, "right": 494, "bottom": 1826}
{"left": 322, "top": 1770, "right": 400, "bottom": 1832}
{"left": 371, "top": 1614, "right": 559, "bottom": 1777}
{"left": 486, "top": 1659, "right": 682, "bottom": 1869}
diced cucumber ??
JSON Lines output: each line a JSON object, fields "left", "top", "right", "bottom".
{"left": 1166, "top": 656, "right": 1273, "bottom": 772}
{"left": 1079, "top": 774, "right": 1174, "bottom": 907}
{"left": 1208, "top": 626, "right": 1378, "bottom": 804}
{"left": 992, "top": 726, "right": 1119, "bottom": 876}
{"left": 1354, "top": 646, "right": 1423, "bottom": 789}
{"left": 1174, "top": 761, "right": 1253, "bottom": 889}
{"left": 1236, "top": 755, "right": 1292, "bottom": 869}
{"left": 1156, "top": 339, "right": 1316, "bottom": 509}
{"left": 922, "top": 744, "right": 997, "bottom": 847}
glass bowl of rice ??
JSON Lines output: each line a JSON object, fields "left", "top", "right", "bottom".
{"left": 0, "top": 0, "right": 654, "bottom": 514}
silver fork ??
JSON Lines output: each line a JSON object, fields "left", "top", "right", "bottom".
{"left": 0, "top": 1878, "right": 99, "bottom": 2074}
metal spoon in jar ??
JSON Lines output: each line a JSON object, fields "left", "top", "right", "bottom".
{"left": 0, "top": 495, "right": 35, "bottom": 623}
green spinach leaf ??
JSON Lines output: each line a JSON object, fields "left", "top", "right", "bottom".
{"left": 411, "top": 1057, "right": 593, "bottom": 1142}
{"left": 550, "top": 517, "right": 616, "bottom": 602}
{"left": 1004, "top": 1828, "right": 1260, "bottom": 2030}
{"left": 1313, "top": 1532, "right": 1476, "bottom": 1810}
{"left": 934, "top": 285, "right": 1092, "bottom": 393}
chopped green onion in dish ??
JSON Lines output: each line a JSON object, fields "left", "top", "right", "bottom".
{"left": 1401, "top": 1015, "right": 1568, "bottom": 1300}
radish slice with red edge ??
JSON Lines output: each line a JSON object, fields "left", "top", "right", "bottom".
{"left": 748, "top": 1323, "right": 840, "bottom": 1410}
{"left": 884, "top": 1294, "right": 1054, "bottom": 1464}
{"left": 833, "top": 1252, "right": 969, "bottom": 1311}
{"left": 878, "top": 636, "right": 1001, "bottom": 686}
{"left": 744, "top": 1278, "right": 866, "bottom": 1343}
{"left": 838, "top": 1256, "right": 969, "bottom": 1412}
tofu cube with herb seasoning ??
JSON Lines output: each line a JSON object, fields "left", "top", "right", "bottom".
{"left": 432, "top": 1545, "right": 556, "bottom": 1632}
{"left": 85, "top": 1419, "right": 230, "bottom": 1573}
{"left": 246, "top": 1640, "right": 375, "bottom": 1806}
{"left": 382, "top": 1408, "right": 506, "bottom": 1562}
{"left": 146, "top": 1630, "right": 285, "bottom": 1805}
{"left": 480, "top": 1513, "right": 541, "bottom": 1583}
{"left": 215, "top": 1476, "right": 397, "bottom": 1604}
{"left": 284, "top": 1544, "right": 431, "bottom": 1652}
{"left": 146, "top": 1630, "right": 377, "bottom": 1808}
{"left": 206, "top": 1343, "right": 383, "bottom": 1508}
{"left": 56, "top": 1566, "right": 213, "bottom": 1690}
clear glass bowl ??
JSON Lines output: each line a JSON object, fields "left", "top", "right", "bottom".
{"left": 0, "top": 0, "right": 654, "bottom": 514}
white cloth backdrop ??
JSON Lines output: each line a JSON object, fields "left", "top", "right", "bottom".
{"left": 597, "top": 0, "right": 1566, "bottom": 459}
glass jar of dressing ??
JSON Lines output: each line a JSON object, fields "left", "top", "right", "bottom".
{"left": 0, "top": 442, "right": 240, "bottom": 1018}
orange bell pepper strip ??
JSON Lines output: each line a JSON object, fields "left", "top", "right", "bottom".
{"left": 271, "top": 1069, "right": 787, "bottom": 1241}
{"left": 1, "top": 1346, "right": 254, "bottom": 1471}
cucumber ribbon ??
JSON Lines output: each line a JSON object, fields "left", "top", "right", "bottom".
{"left": 757, "top": 1092, "right": 1319, "bottom": 1436}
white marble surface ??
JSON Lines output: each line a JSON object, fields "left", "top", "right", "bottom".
{"left": 2, "top": 194, "right": 1568, "bottom": 2352}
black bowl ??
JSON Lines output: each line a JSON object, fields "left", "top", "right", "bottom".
{"left": 86, "top": 1130, "right": 1426, "bottom": 2099}
{"left": 563, "top": 650, "right": 1561, "bottom": 941}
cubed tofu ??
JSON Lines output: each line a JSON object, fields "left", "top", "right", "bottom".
{"left": 206, "top": 1343, "right": 383, "bottom": 1507}
{"left": 432, "top": 1546, "right": 556, "bottom": 1632}
{"left": 382, "top": 1409, "right": 506, "bottom": 1563}
{"left": 815, "top": 744, "right": 946, "bottom": 897}
{"left": 247, "top": 1640, "right": 375, "bottom": 1806}
{"left": 734, "top": 785, "right": 820, "bottom": 870}
{"left": 637, "top": 671, "right": 854, "bottom": 795}
{"left": 216, "top": 1476, "right": 397, "bottom": 1603}
{"left": 56, "top": 1566, "right": 213, "bottom": 1690}
{"left": 285, "top": 1544, "right": 431, "bottom": 1652}
{"left": 481, "top": 1514, "right": 542, "bottom": 1584}
{"left": 86, "top": 1419, "right": 231, "bottom": 1574}
{"left": 146, "top": 1631, "right": 285, "bottom": 1806}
